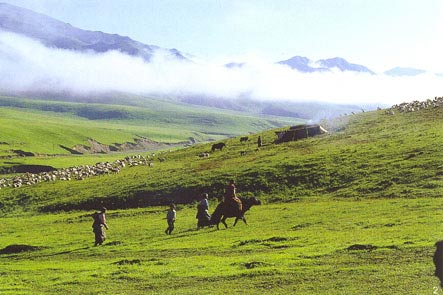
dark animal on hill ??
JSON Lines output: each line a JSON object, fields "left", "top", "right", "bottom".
{"left": 434, "top": 240, "right": 443, "bottom": 287}
{"left": 240, "top": 136, "right": 249, "bottom": 142}
{"left": 211, "top": 142, "right": 226, "bottom": 152}
{"left": 210, "top": 197, "right": 261, "bottom": 229}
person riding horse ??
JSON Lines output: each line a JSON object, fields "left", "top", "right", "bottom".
{"left": 224, "top": 180, "right": 242, "bottom": 211}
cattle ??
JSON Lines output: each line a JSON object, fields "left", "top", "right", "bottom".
{"left": 211, "top": 142, "right": 226, "bottom": 152}
{"left": 198, "top": 152, "right": 210, "bottom": 158}
{"left": 240, "top": 136, "right": 249, "bottom": 142}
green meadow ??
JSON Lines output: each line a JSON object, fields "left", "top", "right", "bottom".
{"left": 0, "top": 96, "right": 300, "bottom": 157}
{"left": 1, "top": 103, "right": 443, "bottom": 294}
{"left": 0, "top": 199, "right": 440, "bottom": 294}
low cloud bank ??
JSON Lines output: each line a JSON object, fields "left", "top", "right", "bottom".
{"left": 0, "top": 31, "right": 441, "bottom": 106}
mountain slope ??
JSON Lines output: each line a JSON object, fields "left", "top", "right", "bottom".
{"left": 278, "top": 55, "right": 374, "bottom": 74}
{"left": 1, "top": 99, "right": 443, "bottom": 212}
{"left": 317, "top": 57, "right": 374, "bottom": 74}
{"left": 0, "top": 2, "right": 185, "bottom": 61}
{"left": 277, "top": 55, "right": 327, "bottom": 73}
{"left": 0, "top": 95, "right": 301, "bottom": 157}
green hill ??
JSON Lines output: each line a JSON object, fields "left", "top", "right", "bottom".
{"left": 1, "top": 104, "right": 443, "bottom": 294}
{"left": 0, "top": 95, "right": 301, "bottom": 157}
{"left": 1, "top": 105, "right": 443, "bottom": 211}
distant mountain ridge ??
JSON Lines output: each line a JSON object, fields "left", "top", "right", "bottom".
{"left": 0, "top": 2, "right": 185, "bottom": 61}
{"left": 277, "top": 55, "right": 374, "bottom": 74}
{"left": 0, "top": 2, "right": 380, "bottom": 121}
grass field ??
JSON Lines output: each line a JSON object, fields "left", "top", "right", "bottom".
{"left": 0, "top": 95, "right": 301, "bottom": 157}
{"left": 0, "top": 197, "right": 441, "bottom": 294}
{"left": 2, "top": 102, "right": 443, "bottom": 294}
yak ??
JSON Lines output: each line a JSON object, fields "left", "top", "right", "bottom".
{"left": 211, "top": 142, "right": 226, "bottom": 152}
{"left": 240, "top": 136, "right": 249, "bottom": 142}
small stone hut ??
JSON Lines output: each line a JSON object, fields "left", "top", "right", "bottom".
{"left": 274, "top": 124, "right": 328, "bottom": 144}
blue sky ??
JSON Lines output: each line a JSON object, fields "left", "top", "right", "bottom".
{"left": 3, "top": 0, "right": 443, "bottom": 72}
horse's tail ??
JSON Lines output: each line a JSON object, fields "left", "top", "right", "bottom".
{"left": 210, "top": 202, "right": 223, "bottom": 224}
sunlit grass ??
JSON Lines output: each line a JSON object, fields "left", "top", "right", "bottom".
{"left": 0, "top": 198, "right": 441, "bottom": 294}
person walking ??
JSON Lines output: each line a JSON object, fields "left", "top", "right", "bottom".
{"left": 92, "top": 207, "right": 109, "bottom": 246}
{"left": 196, "top": 193, "right": 211, "bottom": 228}
{"left": 165, "top": 203, "right": 176, "bottom": 235}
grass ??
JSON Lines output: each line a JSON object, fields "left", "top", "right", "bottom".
{"left": 0, "top": 95, "right": 301, "bottom": 157}
{"left": 3, "top": 107, "right": 443, "bottom": 212}
{"left": 0, "top": 198, "right": 441, "bottom": 294}
{"left": 2, "top": 102, "right": 443, "bottom": 293}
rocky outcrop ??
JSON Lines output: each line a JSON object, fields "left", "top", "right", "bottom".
{"left": 70, "top": 137, "right": 187, "bottom": 154}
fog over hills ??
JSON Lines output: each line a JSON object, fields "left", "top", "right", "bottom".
{"left": 0, "top": 2, "right": 441, "bottom": 120}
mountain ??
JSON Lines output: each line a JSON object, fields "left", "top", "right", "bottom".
{"left": 384, "top": 67, "right": 426, "bottom": 77}
{"left": 277, "top": 56, "right": 327, "bottom": 73}
{"left": 0, "top": 2, "right": 373, "bottom": 122}
{"left": 317, "top": 57, "right": 374, "bottom": 74}
{"left": 225, "top": 62, "right": 245, "bottom": 68}
{"left": 278, "top": 56, "right": 374, "bottom": 74}
{"left": 0, "top": 2, "right": 185, "bottom": 61}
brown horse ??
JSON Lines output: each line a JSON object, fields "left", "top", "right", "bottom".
{"left": 210, "top": 197, "right": 261, "bottom": 229}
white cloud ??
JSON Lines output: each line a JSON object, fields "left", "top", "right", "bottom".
{"left": 0, "top": 31, "right": 442, "bottom": 106}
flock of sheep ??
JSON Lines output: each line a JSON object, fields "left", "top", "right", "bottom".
{"left": 387, "top": 96, "right": 443, "bottom": 114}
{"left": 4, "top": 96, "right": 443, "bottom": 190}
{"left": 0, "top": 154, "right": 156, "bottom": 189}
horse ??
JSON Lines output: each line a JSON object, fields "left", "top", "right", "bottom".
{"left": 211, "top": 142, "right": 226, "bottom": 152}
{"left": 210, "top": 197, "right": 261, "bottom": 229}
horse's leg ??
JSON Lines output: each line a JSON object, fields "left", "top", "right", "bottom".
{"left": 221, "top": 216, "right": 228, "bottom": 228}
{"left": 233, "top": 216, "right": 247, "bottom": 226}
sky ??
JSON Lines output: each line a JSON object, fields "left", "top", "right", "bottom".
{"left": 3, "top": 0, "right": 443, "bottom": 72}
{"left": 0, "top": 0, "right": 442, "bottom": 105}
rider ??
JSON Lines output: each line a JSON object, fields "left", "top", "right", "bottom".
{"left": 224, "top": 179, "right": 242, "bottom": 211}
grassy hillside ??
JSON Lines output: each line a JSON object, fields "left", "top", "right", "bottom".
{"left": 1, "top": 105, "right": 443, "bottom": 293}
{"left": 0, "top": 95, "right": 301, "bottom": 157}
{"left": 2, "top": 106, "right": 443, "bottom": 212}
